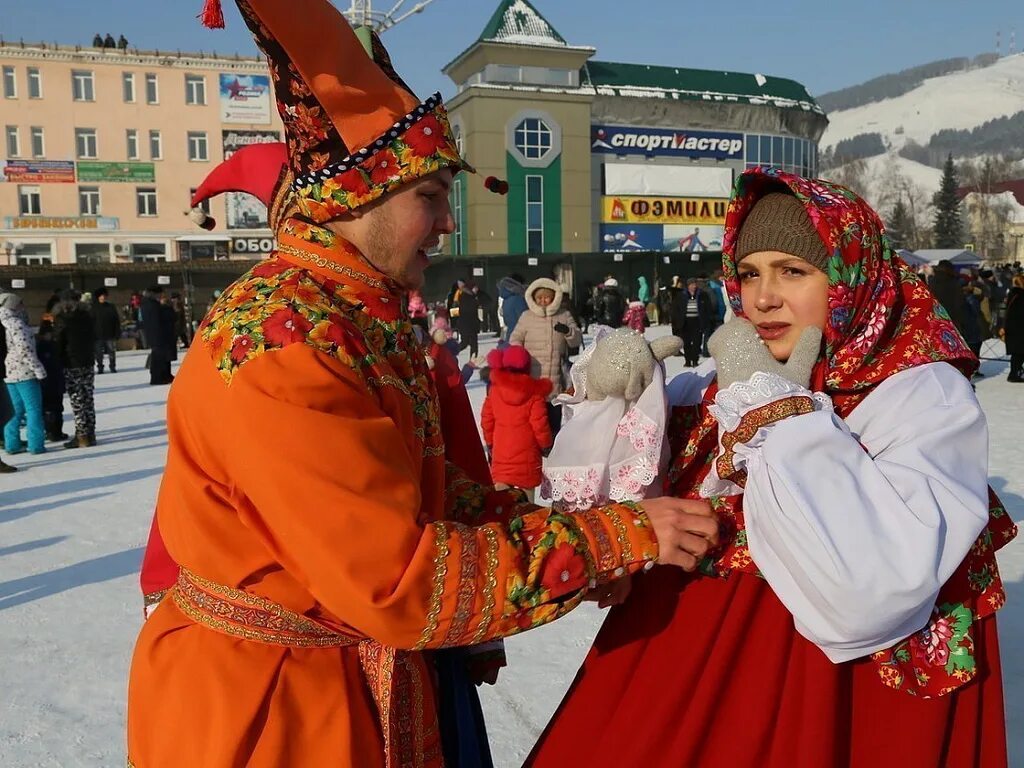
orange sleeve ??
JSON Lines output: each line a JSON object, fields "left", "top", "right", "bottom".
{"left": 220, "top": 344, "right": 658, "bottom": 650}
{"left": 530, "top": 396, "right": 553, "bottom": 450}
{"left": 480, "top": 395, "right": 494, "bottom": 447}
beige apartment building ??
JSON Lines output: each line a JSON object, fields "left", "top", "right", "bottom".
{"left": 0, "top": 39, "right": 283, "bottom": 266}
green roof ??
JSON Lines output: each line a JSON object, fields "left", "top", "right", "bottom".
{"left": 477, "top": 0, "right": 568, "bottom": 47}
{"left": 584, "top": 60, "right": 823, "bottom": 113}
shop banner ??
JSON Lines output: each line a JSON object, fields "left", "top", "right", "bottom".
{"left": 602, "top": 196, "right": 728, "bottom": 225}
{"left": 222, "top": 130, "right": 280, "bottom": 229}
{"left": 219, "top": 74, "right": 273, "bottom": 124}
{"left": 76, "top": 162, "right": 155, "bottom": 183}
{"left": 5, "top": 216, "right": 119, "bottom": 230}
{"left": 593, "top": 125, "right": 744, "bottom": 159}
{"left": 1, "top": 160, "right": 76, "bottom": 183}
{"left": 600, "top": 223, "right": 725, "bottom": 253}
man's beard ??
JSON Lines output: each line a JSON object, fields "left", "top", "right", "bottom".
{"left": 363, "top": 207, "right": 416, "bottom": 289}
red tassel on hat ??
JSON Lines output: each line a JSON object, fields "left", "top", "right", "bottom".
{"left": 199, "top": 0, "right": 226, "bottom": 29}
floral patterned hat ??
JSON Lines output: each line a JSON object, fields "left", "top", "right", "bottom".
{"left": 198, "top": 0, "right": 478, "bottom": 224}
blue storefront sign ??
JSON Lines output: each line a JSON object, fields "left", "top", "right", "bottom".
{"left": 592, "top": 125, "right": 744, "bottom": 159}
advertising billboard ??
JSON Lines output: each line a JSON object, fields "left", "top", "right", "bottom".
{"left": 76, "top": 161, "right": 156, "bottom": 183}
{"left": 601, "top": 196, "right": 727, "bottom": 226}
{"left": 592, "top": 125, "right": 744, "bottom": 160}
{"left": 1, "top": 160, "right": 76, "bottom": 183}
{"left": 219, "top": 74, "right": 273, "bottom": 124}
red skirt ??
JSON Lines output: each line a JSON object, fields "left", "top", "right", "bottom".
{"left": 527, "top": 567, "right": 1007, "bottom": 768}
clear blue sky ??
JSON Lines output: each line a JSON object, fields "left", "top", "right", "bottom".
{"left": 1, "top": 0, "right": 1021, "bottom": 99}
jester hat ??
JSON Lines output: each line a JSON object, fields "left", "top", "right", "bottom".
{"left": 188, "top": 141, "right": 291, "bottom": 231}
{"left": 198, "top": 0, "right": 476, "bottom": 225}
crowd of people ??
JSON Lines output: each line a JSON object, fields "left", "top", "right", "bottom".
{"left": 0, "top": 284, "right": 193, "bottom": 472}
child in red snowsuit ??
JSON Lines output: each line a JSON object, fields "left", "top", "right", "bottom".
{"left": 480, "top": 345, "right": 553, "bottom": 501}
{"left": 622, "top": 300, "right": 647, "bottom": 332}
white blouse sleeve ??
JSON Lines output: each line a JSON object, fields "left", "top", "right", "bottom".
{"left": 738, "top": 362, "right": 990, "bottom": 663}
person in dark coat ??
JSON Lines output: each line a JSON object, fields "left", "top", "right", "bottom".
{"left": 456, "top": 283, "right": 481, "bottom": 357}
{"left": 1003, "top": 274, "right": 1024, "bottom": 382}
{"left": 928, "top": 260, "right": 968, "bottom": 340}
{"left": 141, "top": 286, "right": 175, "bottom": 385}
{"left": 93, "top": 287, "right": 121, "bottom": 373}
{"left": 170, "top": 293, "right": 191, "bottom": 349}
{"left": 672, "top": 278, "right": 714, "bottom": 367}
{"left": 498, "top": 274, "right": 528, "bottom": 340}
{"left": 35, "top": 318, "right": 67, "bottom": 441}
{"left": 54, "top": 290, "right": 97, "bottom": 448}
{"left": 593, "top": 278, "right": 626, "bottom": 328}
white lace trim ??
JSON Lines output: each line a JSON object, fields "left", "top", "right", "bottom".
{"left": 700, "top": 371, "right": 833, "bottom": 498}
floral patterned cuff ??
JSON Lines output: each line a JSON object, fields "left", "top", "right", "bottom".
{"left": 701, "top": 371, "right": 832, "bottom": 497}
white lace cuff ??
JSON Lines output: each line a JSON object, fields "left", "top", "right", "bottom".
{"left": 700, "top": 371, "right": 832, "bottom": 497}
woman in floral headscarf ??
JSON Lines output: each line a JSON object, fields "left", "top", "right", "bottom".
{"left": 528, "top": 168, "right": 1016, "bottom": 767}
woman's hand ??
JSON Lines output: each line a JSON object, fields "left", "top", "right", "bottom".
{"left": 708, "top": 318, "right": 821, "bottom": 389}
{"left": 640, "top": 497, "right": 719, "bottom": 571}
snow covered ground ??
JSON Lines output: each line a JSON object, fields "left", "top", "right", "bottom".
{"left": 1, "top": 333, "right": 1022, "bottom": 767}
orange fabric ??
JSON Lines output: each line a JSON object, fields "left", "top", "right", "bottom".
{"left": 481, "top": 370, "right": 553, "bottom": 489}
{"left": 242, "top": 0, "right": 419, "bottom": 154}
{"left": 127, "top": 223, "right": 658, "bottom": 767}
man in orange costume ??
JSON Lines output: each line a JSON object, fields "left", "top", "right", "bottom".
{"left": 126, "top": 2, "right": 718, "bottom": 766}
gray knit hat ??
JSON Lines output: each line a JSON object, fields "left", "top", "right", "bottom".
{"left": 735, "top": 192, "right": 829, "bottom": 271}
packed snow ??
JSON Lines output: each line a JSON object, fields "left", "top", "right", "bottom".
{"left": 1, "top": 332, "right": 1022, "bottom": 767}
{"left": 820, "top": 53, "right": 1024, "bottom": 152}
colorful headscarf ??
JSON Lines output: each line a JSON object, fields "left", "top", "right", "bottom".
{"left": 665, "top": 167, "right": 1015, "bottom": 698}
{"left": 721, "top": 167, "right": 976, "bottom": 414}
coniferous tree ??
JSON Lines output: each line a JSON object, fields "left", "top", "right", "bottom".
{"left": 886, "top": 198, "right": 911, "bottom": 250}
{"left": 932, "top": 153, "right": 963, "bottom": 248}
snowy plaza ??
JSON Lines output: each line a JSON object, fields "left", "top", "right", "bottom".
{"left": 1, "top": 332, "right": 1022, "bottom": 767}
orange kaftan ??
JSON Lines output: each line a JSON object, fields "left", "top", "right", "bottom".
{"left": 126, "top": 219, "right": 658, "bottom": 767}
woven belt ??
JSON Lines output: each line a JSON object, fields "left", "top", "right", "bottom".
{"left": 171, "top": 567, "right": 357, "bottom": 648}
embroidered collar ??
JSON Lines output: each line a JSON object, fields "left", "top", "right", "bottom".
{"left": 276, "top": 216, "right": 398, "bottom": 297}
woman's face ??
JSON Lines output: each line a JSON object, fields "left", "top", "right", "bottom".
{"left": 534, "top": 288, "right": 556, "bottom": 307}
{"left": 737, "top": 250, "right": 829, "bottom": 362}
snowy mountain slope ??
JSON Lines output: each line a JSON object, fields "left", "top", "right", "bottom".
{"left": 827, "top": 152, "right": 943, "bottom": 219}
{"left": 821, "top": 53, "right": 1024, "bottom": 152}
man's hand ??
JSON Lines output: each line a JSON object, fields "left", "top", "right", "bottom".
{"left": 639, "top": 497, "right": 718, "bottom": 571}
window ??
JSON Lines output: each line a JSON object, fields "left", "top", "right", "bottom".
{"left": 2, "top": 66, "right": 16, "bottom": 98}
{"left": 187, "top": 131, "right": 209, "bottom": 161}
{"left": 514, "top": 118, "right": 552, "bottom": 160}
{"left": 132, "top": 242, "right": 168, "bottom": 262}
{"left": 75, "top": 242, "right": 111, "bottom": 264}
{"left": 189, "top": 188, "right": 211, "bottom": 215}
{"left": 126, "top": 129, "right": 139, "bottom": 160}
{"left": 75, "top": 128, "right": 98, "bottom": 159}
{"left": 72, "top": 70, "right": 95, "bottom": 101}
{"left": 145, "top": 73, "right": 158, "bottom": 104}
{"left": 136, "top": 186, "right": 158, "bottom": 216}
{"left": 18, "top": 185, "right": 42, "bottom": 215}
{"left": 5, "top": 125, "right": 20, "bottom": 157}
{"left": 27, "top": 67, "right": 42, "bottom": 99}
{"left": 450, "top": 178, "right": 464, "bottom": 256}
{"left": 16, "top": 243, "right": 52, "bottom": 266}
{"left": 149, "top": 129, "right": 162, "bottom": 160}
{"left": 760, "top": 135, "right": 772, "bottom": 165}
{"left": 123, "top": 72, "right": 136, "bottom": 103}
{"left": 79, "top": 186, "right": 101, "bottom": 216}
{"left": 185, "top": 74, "right": 206, "bottom": 105}
{"left": 30, "top": 127, "right": 44, "bottom": 158}
{"left": 784, "top": 137, "right": 795, "bottom": 167}
{"left": 525, "top": 175, "right": 544, "bottom": 254}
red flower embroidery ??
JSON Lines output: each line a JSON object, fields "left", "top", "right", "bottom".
{"left": 323, "top": 314, "right": 348, "bottom": 346}
{"left": 356, "top": 291, "right": 400, "bottom": 322}
{"left": 337, "top": 168, "right": 371, "bottom": 197}
{"left": 910, "top": 616, "right": 954, "bottom": 667}
{"left": 366, "top": 150, "right": 401, "bottom": 185}
{"left": 230, "top": 334, "right": 253, "bottom": 364}
{"left": 262, "top": 308, "right": 313, "bottom": 347}
{"left": 252, "top": 260, "right": 291, "bottom": 279}
{"left": 540, "top": 543, "right": 587, "bottom": 598}
{"left": 404, "top": 114, "right": 449, "bottom": 157}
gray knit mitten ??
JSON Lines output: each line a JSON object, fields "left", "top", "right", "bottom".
{"left": 586, "top": 329, "right": 682, "bottom": 402}
{"left": 707, "top": 318, "right": 822, "bottom": 390}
